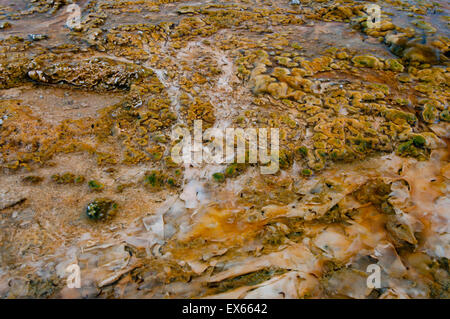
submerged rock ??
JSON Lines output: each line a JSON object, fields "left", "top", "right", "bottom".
{"left": 352, "top": 55, "right": 383, "bottom": 69}
{"left": 385, "top": 33, "right": 442, "bottom": 64}
{"left": 386, "top": 59, "right": 405, "bottom": 72}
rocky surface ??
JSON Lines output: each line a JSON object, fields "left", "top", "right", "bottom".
{"left": 0, "top": 0, "right": 449, "bottom": 299}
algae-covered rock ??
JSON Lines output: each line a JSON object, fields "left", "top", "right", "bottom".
{"left": 267, "top": 82, "right": 288, "bottom": 99}
{"left": 385, "top": 33, "right": 442, "bottom": 64}
{"left": 379, "top": 21, "right": 396, "bottom": 32}
{"left": 440, "top": 110, "right": 450, "bottom": 122}
{"left": 27, "top": 58, "right": 150, "bottom": 91}
{"left": 396, "top": 135, "right": 429, "bottom": 160}
{"left": 352, "top": 55, "right": 383, "bottom": 69}
{"left": 413, "top": 20, "right": 437, "bottom": 33}
{"left": 403, "top": 45, "right": 440, "bottom": 64}
{"left": 422, "top": 103, "right": 439, "bottom": 123}
{"left": 386, "top": 59, "right": 405, "bottom": 72}
{"left": 51, "top": 173, "right": 85, "bottom": 184}
{"left": 397, "top": 74, "right": 412, "bottom": 82}
{"left": 272, "top": 67, "right": 291, "bottom": 79}
{"left": 250, "top": 74, "right": 275, "bottom": 95}
{"left": 0, "top": 60, "right": 29, "bottom": 89}
{"left": 336, "top": 51, "right": 349, "bottom": 60}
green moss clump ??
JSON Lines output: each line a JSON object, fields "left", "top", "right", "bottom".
{"left": 144, "top": 170, "right": 166, "bottom": 188}
{"left": 279, "top": 150, "right": 293, "bottom": 169}
{"left": 51, "top": 173, "right": 85, "bottom": 184}
{"left": 152, "top": 152, "right": 163, "bottom": 161}
{"left": 386, "top": 59, "right": 404, "bottom": 72}
{"left": 422, "top": 104, "right": 438, "bottom": 123}
{"left": 74, "top": 176, "right": 85, "bottom": 184}
{"left": 412, "top": 135, "right": 426, "bottom": 147}
{"left": 398, "top": 140, "right": 414, "bottom": 153}
{"left": 301, "top": 168, "right": 312, "bottom": 177}
{"left": 397, "top": 135, "right": 429, "bottom": 160}
{"left": 225, "top": 164, "right": 236, "bottom": 177}
{"left": 212, "top": 172, "right": 225, "bottom": 183}
{"left": 291, "top": 42, "right": 303, "bottom": 50}
{"left": 142, "top": 170, "right": 180, "bottom": 189}
{"left": 352, "top": 137, "right": 372, "bottom": 153}
{"left": 88, "top": 180, "right": 104, "bottom": 191}
{"left": 329, "top": 149, "right": 355, "bottom": 162}
{"left": 86, "top": 198, "right": 118, "bottom": 221}
{"left": 52, "top": 173, "right": 74, "bottom": 184}
{"left": 297, "top": 146, "right": 308, "bottom": 157}
{"left": 152, "top": 134, "right": 166, "bottom": 143}
{"left": 439, "top": 110, "right": 450, "bottom": 122}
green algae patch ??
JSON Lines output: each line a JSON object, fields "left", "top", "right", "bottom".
{"left": 51, "top": 173, "right": 85, "bottom": 185}
{"left": 212, "top": 172, "right": 225, "bottom": 183}
{"left": 88, "top": 180, "right": 104, "bottom": 191}
{"left": 301, "top": 168, "right": 313, "bottom": 177}
{"left": 411, "top": 135, "right": 426, "bottom": 148}
{"left": 0, "top": 22, "right": 11, "bottom": 29}
{"left": 353, "top": 178, "right": 396, "bottom": 215}
{"left": 224, "top": 163, "right": 248, "bottom": 178}
{"left": 396, "top": 135, "right": 429, "bottom": 160}
{"left": 143, "top": 168, "right": 181, "bottom": 189}
{"left": 440, "top": 110, "right": 450, "bottom": 122}
{"left": 144, "top": 170, "right": 166, "bottom": 188}
{"left": 385, "top": 109, "right": 417, "bottom": 125}
{"left": 297, "top": 146, "right": 308, "bottom": 157}
{"left": 422, "top": 104, "right": 439, "bottom": 123}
